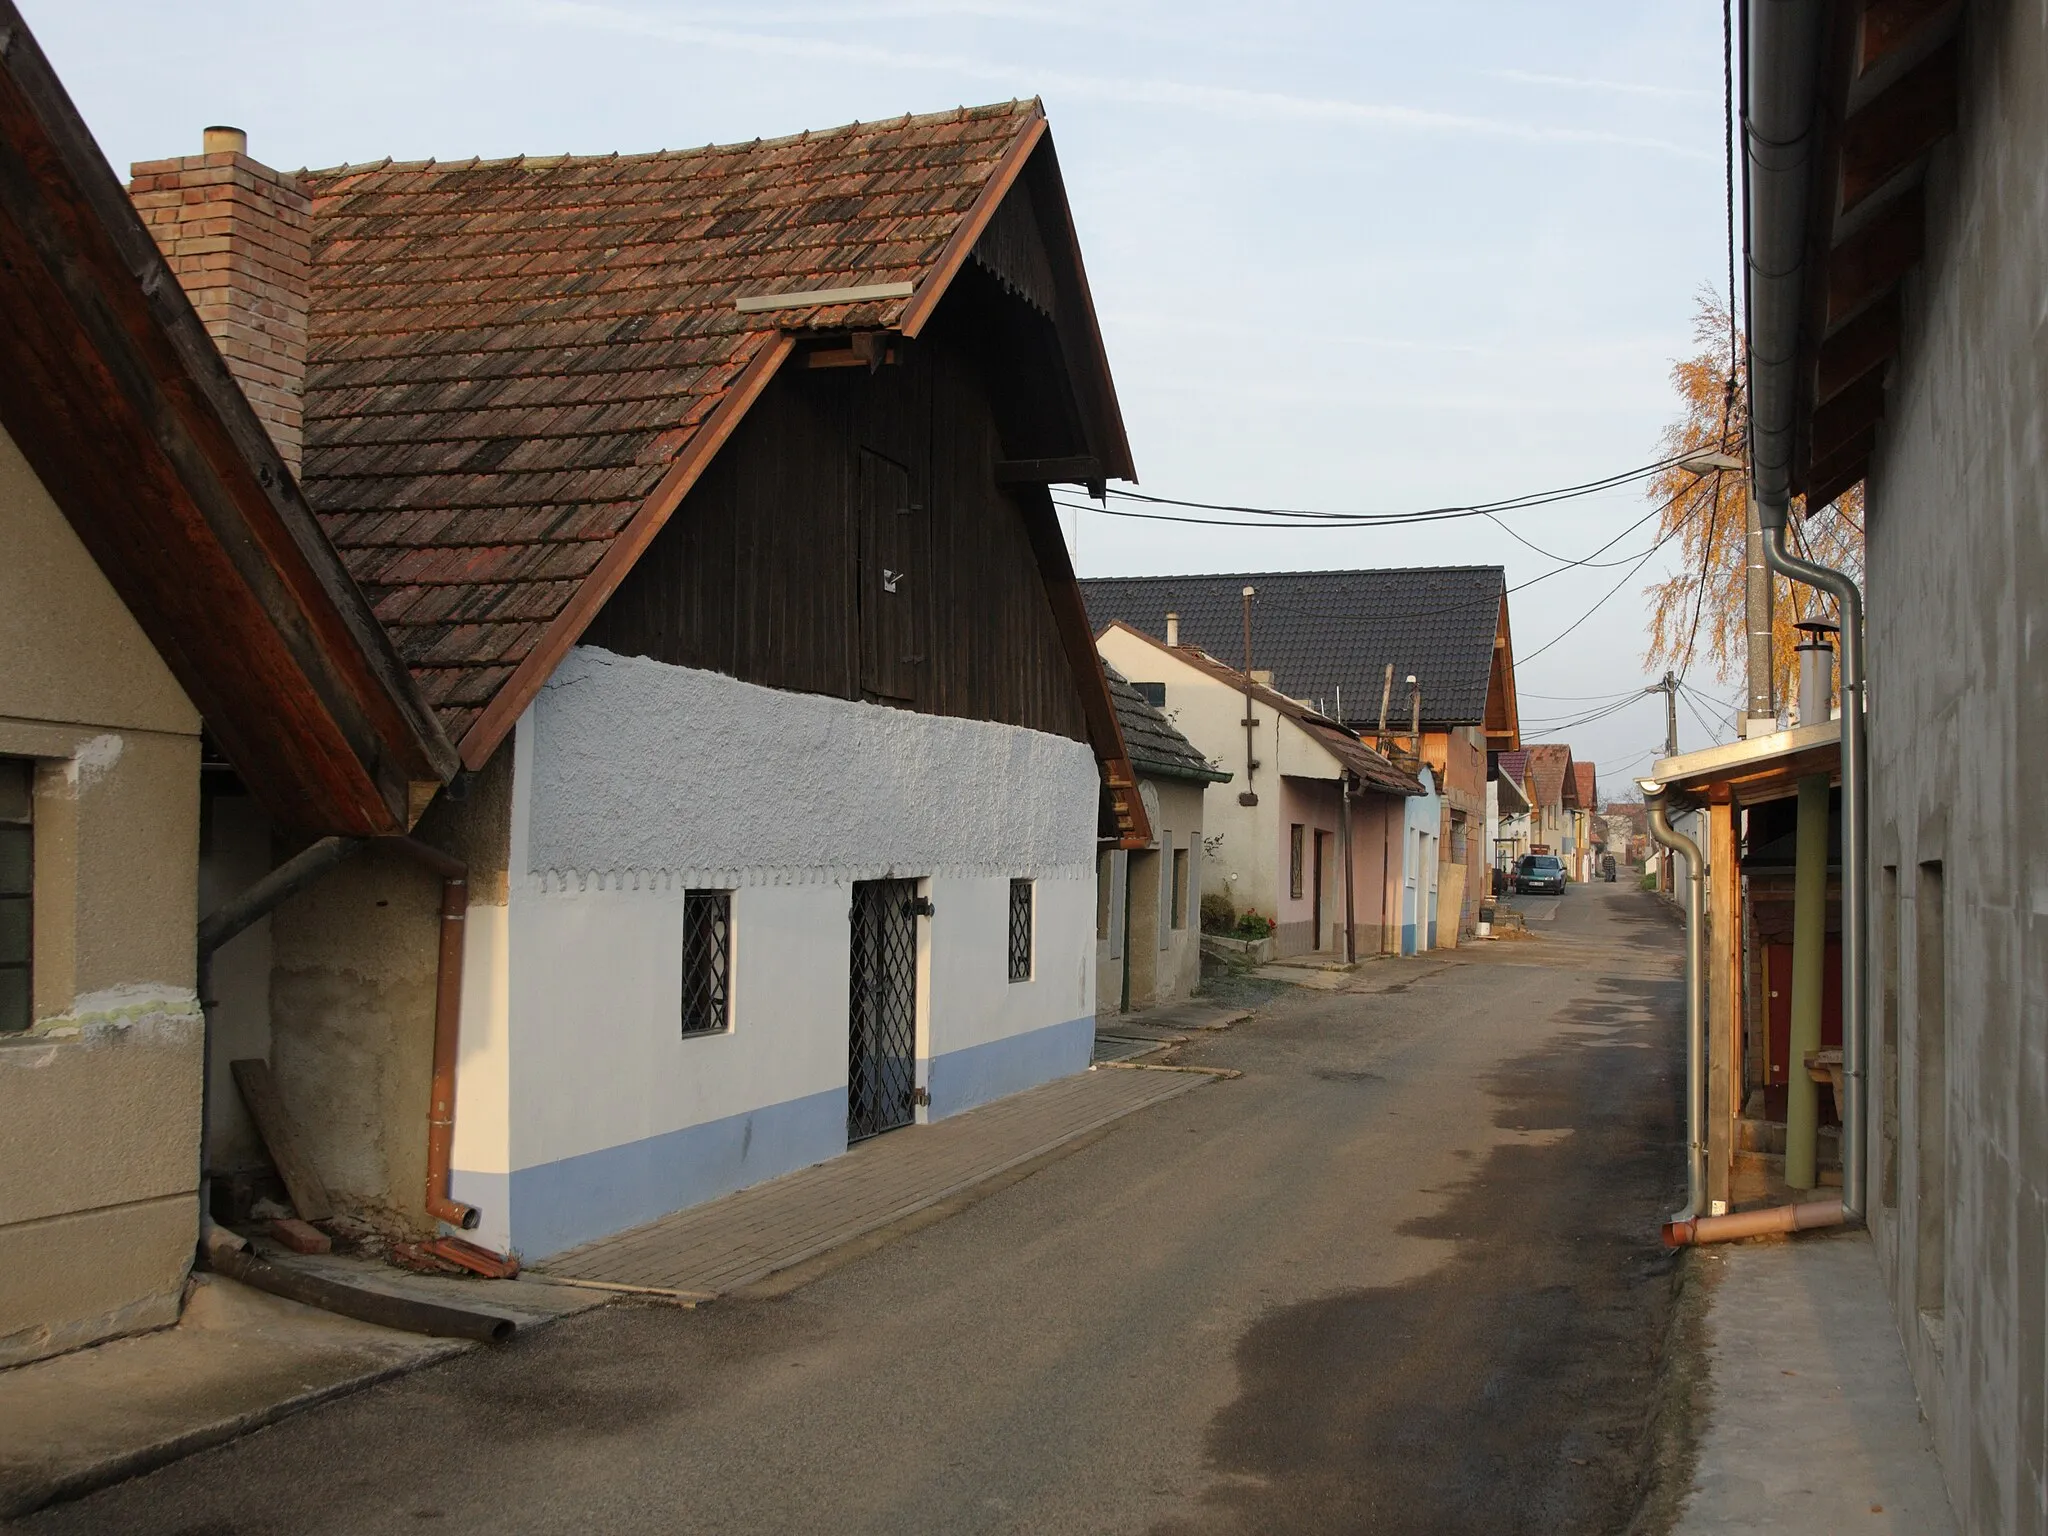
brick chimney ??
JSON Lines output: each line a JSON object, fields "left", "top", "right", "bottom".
{"left": 129, "top": 127, "right": 310, "bottom": 476}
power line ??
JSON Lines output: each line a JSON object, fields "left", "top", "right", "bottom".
{"left": 1059, "top": 454, "right": 1687, "bottom": 530}
{"left": 1515, "top": 534, "right": 1676, "bottom": 666}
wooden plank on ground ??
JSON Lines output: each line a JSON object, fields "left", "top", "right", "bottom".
{"left": 230, "top": 1058, "right": 334, "bottom": 1221}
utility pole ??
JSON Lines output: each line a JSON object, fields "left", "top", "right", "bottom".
{"left": 1238, "top": 586, "right": 1259, "bottom": 807}
{"left": 1745, "top": 485, "right": 1775, "bottom": 733}
{"left": 1663, "top": 669, "right": 1679, "bottom": 759}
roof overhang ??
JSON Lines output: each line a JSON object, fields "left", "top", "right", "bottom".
{"left": 1746, "top": 0, "right": 1963, "bottom": 511}
{"left": 0, "top": 3, "right": 455, "bottom": 833}
{"left": 1651, "top": 718, "right": 1841, "bottom": 806}
{"left": 1492, "top": 769, "right": 1531, "bottom": 816}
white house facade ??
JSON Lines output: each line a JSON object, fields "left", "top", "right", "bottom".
{"left": 451, "top": 649, "right": 1100, "bottom": 1259}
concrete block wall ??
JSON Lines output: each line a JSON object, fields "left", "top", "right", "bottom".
{"left": 1862, "top": 5, "right": 2048, "bottom": 1529}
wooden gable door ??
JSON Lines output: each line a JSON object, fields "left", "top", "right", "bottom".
{"left": 857, "top": 447, "right": 924, "bottom": 703}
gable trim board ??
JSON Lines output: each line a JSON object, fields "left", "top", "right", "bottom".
{"left": 0, "top": 2, "right": 453, "bottom": 833}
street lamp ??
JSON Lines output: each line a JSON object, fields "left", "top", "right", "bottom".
{"left": 1678, "top": 449, "right": 1746, "bottom": 475}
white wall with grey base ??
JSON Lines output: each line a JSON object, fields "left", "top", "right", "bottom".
{"left": 450, "top": 648, "right": 1100, "bottom": 1259}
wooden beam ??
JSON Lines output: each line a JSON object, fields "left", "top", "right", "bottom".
{"left": 1802, "top": 422, "right": 1879, "bottom": 508}
{"left": 994, "top": 455, "right": 1102, "bottom": 485}
{"left": 1806, "top": 456, "right": 1871, "bottom": 516}
{"left": 1838, "top": 39, "right": 1958, "bottom": 214}
{"left": 1817, "top": 293, "right": 1901, "bottom": 403}
{"left": 1810, "top": 371, "right": 1887, "bottom": 463}
{"left": 1860, "top": 0, "right": 1959, "bottom": 75}
{"left": 1825, "top": 198, "right": 1923, "bottom": 329}
{"left": 231, "top": 1058, "right": 334, "bottom": 1222}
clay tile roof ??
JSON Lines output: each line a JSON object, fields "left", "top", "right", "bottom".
{"left": 1524, "top": 743, "right": 1574, "bottom": 810}
{"left": 1571, "top": 761, "right": 1597, "bottom": 811}
{"left": 298, "top": 101, "right": 1042, "bottom": 746}
{"left": 1102, "top": 662, "right": 1228, "bottom": 784}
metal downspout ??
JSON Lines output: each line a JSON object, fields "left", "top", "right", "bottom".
{"left": 1645, "top": 790, "right": 1708, "bottom": 1220}
{"left": 1740, "top": 0, "right": 1867, "bottom": 1223}
{"left": 1762, "top": 512, "right": 1867, "bottom": 1221}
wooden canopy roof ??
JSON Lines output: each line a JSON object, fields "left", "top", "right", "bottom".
{"left": 0, "top": 2, "right": 455, "bottom": 834}
{"left": 1759, "top": 0, "right": 1962, "bottom": 512}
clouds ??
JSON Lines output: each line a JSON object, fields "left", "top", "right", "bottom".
{"left": 522, "top": 0, "right": 1710, "bottom": 157}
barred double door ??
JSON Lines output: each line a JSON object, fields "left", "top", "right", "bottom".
{"left": 848, "top": 878, "right": 919, "bottom": 1142}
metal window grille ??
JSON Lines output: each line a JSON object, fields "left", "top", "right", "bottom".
{"left": 680, "top": 889, "right": 731, "bottom": 1036}
{"left": 1172, "top": 848, "right": 1189, "bottom": 929}
{"left": 1008, "top": 878, "right": 1033, "bottom": 982}
{"left": 849, "top": 880, "right": 920, "bottom": 1140}
{"left": 0, "top": 759, "right": 29, "bottom": 1035}
{"left": 1289, "top": 824, "right": 1305, "bottom": 899}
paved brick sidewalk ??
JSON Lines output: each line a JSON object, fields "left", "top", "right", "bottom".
{"left": 538, "top": 1065, "right": 1217, "bottom": 1296}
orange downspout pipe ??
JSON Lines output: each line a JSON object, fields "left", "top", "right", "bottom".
{"left": 1663, "top": 1196, "right": 1844, "bottom": 1247}
{"left": 387, "top": 838, "right": 480, "bottom": 1231}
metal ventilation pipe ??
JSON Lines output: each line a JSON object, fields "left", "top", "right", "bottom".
{"left": 1743, "top": 0, "right": 1868, "bottom": 1224}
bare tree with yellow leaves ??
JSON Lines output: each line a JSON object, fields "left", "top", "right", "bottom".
{"left": 1644, "top": 291, "right": 1863, "bottom": 723}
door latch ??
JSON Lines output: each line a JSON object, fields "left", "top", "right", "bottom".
{"left": 882, "top": 568, "right": 902, "bottom": 593}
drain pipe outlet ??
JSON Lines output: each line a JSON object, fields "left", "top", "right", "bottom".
{"left": 384, "top": 837, "right": 480, "bottom": 1232}
{"left": 1758, "top": 502, "right": 1867, "bottom": 1225}
{"left": 1642, "top": 784, "right": 1707, "bottom": 1222}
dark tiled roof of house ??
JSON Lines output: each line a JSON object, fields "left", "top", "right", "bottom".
{"left": 1102, "top": 662, "right": 1228, "bottom": 784}
{"left": 1495, "top": 748, "right": 1530, "bottom": 788}
{"left": 1118, "top": 630, "right": 1423, "bottom": 797}
{"left": 299, "top": 101, "right": 1042, "bottom": 742}
{"left": 1080, "top": 566, "right": 1506, "bottom": 730}
{"left": 1524, "top": 743, "right": 1574, "bottom": 811}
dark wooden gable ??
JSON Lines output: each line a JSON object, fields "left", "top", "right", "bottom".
{"left": 582, "top": 288, "right": 1088, "bottom": 744}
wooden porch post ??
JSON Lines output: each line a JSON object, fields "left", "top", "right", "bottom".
{"left": 1707, "top": 799, "right": 1740, "bottom": 1212}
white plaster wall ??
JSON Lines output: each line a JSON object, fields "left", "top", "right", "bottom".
{"left": 503, "top": 647, "right": 1099, "bottom": 1173}
{"left": 925, "top": 871, "right": 1093, "bottom": 1055}
{"left": 528, "top": 647, "right": 1096, "bottom": 883}
{"left": 1098, "top": 630, "right": 1282, "bottom": 921}
{"left": 507, "top": 879, "right": 851, "bottom": 1170}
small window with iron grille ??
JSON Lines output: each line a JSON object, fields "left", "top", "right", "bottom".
{"left": 0, "top": 758, "right": 30, "bottom": 1034}
{"left": 1289, "top": 823, "right": 1305, "bottom": 899}
{"left": 680, "top": 889, "right": 731, "bottom": 1036}
{"left": 1008, "top": 878, "right": 1033, "bottom": 983}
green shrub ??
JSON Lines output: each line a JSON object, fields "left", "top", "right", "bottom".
{"left": 1234, "top": 909, "right": 1274, "bottom": 939}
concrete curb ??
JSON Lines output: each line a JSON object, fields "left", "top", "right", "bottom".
{"left": 0, "top": 1338, "right": 467, "bottom": 1520}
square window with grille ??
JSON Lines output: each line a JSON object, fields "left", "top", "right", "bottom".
{"left": 1008, "top": 878, "right": 1033, "bottom": 983}
{"left": 0, "top": 758, "right": 29, "bottom": 1034}
{"left": 680, "top": 889, "right": 731, "bottom": 1036}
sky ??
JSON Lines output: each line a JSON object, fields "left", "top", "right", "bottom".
{"left": 27, "top": 0, "right": 1745, "bottom": 789}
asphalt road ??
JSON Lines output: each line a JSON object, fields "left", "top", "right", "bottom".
{"left": 34, "top": 883, "right": 1686, "bottom": 1536}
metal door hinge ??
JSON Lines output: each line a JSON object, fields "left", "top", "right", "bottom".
{"left": 907, "top": 895, "right": 936, "bottom": 918}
